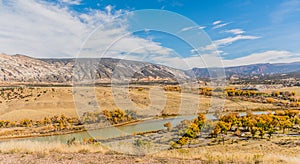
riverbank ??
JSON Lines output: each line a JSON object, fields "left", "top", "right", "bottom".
{"left": 0, "top": 118, "right": 148, "bottom": 142}
{"left": 0, "top": 110, "right": 279, "bottom": 142}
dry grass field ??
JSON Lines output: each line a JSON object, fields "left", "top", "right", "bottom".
{"left": 0, "top": 86, "right": 279, "bottom": 121}
{"left": 262, "top": 86, "right": 300, "bottom": 98}
{"left": 0, "top": 137, "right": 299, "bottom": 163}
{"left": 154, "top": 137, "right": 300, "bottom": 163}
{"left": 0, "top": 87, "right": 77, "bottom": 121}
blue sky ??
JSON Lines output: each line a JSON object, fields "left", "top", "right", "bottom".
{"left": 1, "top": 0, "right": 300, "bottom": 69}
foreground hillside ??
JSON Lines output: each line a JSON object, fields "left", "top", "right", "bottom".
{"left": 0, "top": 137, "right": 299, "bottom": 163}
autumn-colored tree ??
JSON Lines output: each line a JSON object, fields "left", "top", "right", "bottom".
{"left": 291, "top": 117, "right": 300, "bottom": 125}
{"left": 234, "top": 128, "right": 241, "bottom": 137}
{"left": 103, "top": 110, "right": 112, "bottom": 120}
{"left": 272, "top": 91, "right": 280, "bottom": 97}
{"left": 51, "top": 115, "right": 59, "bottom": 124}
{"left": 226, "top": 90, "right": 235, "bottom": 96}
{"left": 250, "top": 127, "right": 258, "bottom": 139}
{"left": 289, "top": 102, "right": 299, "bottom": 107}
{"left": 219, "top": 113, "right": 239, "bottom": 130}
{"left": 200, "top": 87, "right": 213, "bottom": 96}
{"left": 177, "top": 137, "right": 189, "bottom": 147}
{"left": 211, "top": 125, "right": 221, "bottom": 138}
{"left": 20, "top": 119, "right": 32, "bottom": 127}
{"left": 217, "top": 121, "right": 231, "bottom": 134}
{"left": 266, "top": 98, "right": 275, "bottom": 103}
{"left": 193, "top": 113, "right": 206, "bottom": 130}
{"left": 183, "top": 123, "right": 200, "bottom": 147}
{"left": 280, "top": 119, "right": 293, "bottom": 134}
{"left": 242, "top": 115, "right": 256, "bottom": 131}
{"left": 102, "top": 109, "right": 136, "bottom": 124}
{"left": 256, "top": 114, "right": 271, "bottom": 131}
{"left": 236, "top": 90, "right": 242, "bottom": 96}
{"left": 258, "top": 127, "right": 265, "bottom": 139}
{"left": 267, "top": 127, "right": 275, "bottom": 139}
{"left": 184, "top": 123, "right": 200, "bottom": 139}
{"left": 163, "top": 122, "right": 172, "bottom": 131}
{"left": 275, "top": 110, "right": 285, "bottom": 116}
{"left": 285, "top": 110, "right": 299, "bottom": 118}
{"left": 291, "top": 91, "right": 296, "bottom": 96}
{"left": 43, "top": 117, "right": 51, "bottom": 125}
{"left": 0, "top": 120, "right": 10, "bottom": 128}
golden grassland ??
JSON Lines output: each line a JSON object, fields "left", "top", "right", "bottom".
{"left": 0, "top": 86, "right": 280, "bottom": 121}
{"left": 0, "top": 140, "right": 106, "bottom": 154}
{"left": 0, "top": 87, "right": 77, "bottom": 121}
{"left": 0, "top": 136, "right": 299, "bottom": 163}
{"left": 154, "top": 137, "right": 300, "bottom": 163}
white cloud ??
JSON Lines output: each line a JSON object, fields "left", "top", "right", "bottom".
{"left": 225, "top": 29, "right": 245, "bottom": 35}
{"left": 223, "top": 50, "right": 300, "bottom": 67}
{"left": 193, "top": 34, "right": 260, "bottom": 54}
{"left": 60, "top": 0, "right": 82, "bottom": 5}
{"left": 0, "top": 0, "right": 172, "bottom": 58}
{"left": 144, "top": 50, "right": 300, "bottom": 69}
{"left": 213, "top": 20, "right": 222, "bottom": 25}
{"left": 180, "top": 26, "right": 206, "bottom": 32}
{"left": 2, "top": 1, "right": 297, "bottom": 71}
{"left": 214, "top": 35, "right": 260, "bottom": 47}
{"left": 213, "top": 23, "right": 229, "bottom": 29}
{"left": 105, "top": 5, "right": 114, "bottom": 15}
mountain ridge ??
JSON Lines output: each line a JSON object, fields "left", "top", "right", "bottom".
{"left": 191, "top": 62, "right": 300, "bottom": 79}
{"left": 0, "top": 53, "right": 189, "bottom": 84}
{"left": 1, "top": 53, "right": 300, "bottom": 84}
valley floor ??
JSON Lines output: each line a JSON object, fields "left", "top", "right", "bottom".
{"left": 0, "top": 86, "right": 299, "bottom": 163}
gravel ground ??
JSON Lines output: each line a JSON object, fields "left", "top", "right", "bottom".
{"left": 0, "top": 153, "right": 204, "bottom": 164}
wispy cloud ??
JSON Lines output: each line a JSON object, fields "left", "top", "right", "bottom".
{"left": 196, "top": 34, "right": 260, "bottom": 53}
{"left": 147, "top": 50, "right": 300, "bottom": 69}
{"left": 214, "top": 35, "right": 260, "bottom": 47}
{"left": 223, "top": 50, "right": 300, "bottom": 67}
{"left": 225, "top": 29, "right": 245, "bottom": 35}
{"left": 213, "top": 22, "right": 230, "bottom": 29}
{"left": 180, "top": 26, "right": 206, "bottom": 32}
{"left": 212, "top": 20, "right": 222, "bottom": 25}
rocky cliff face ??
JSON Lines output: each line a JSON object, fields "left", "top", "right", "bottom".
{"left": 0, "top": 54, "right": 189, "bottom": 84}
{"left": 0, "top": 54, "right": 72, "bottom": 83}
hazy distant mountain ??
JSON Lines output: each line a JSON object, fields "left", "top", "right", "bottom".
{"left": 190, "top": 62, "right": 300, "bottom": 79}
